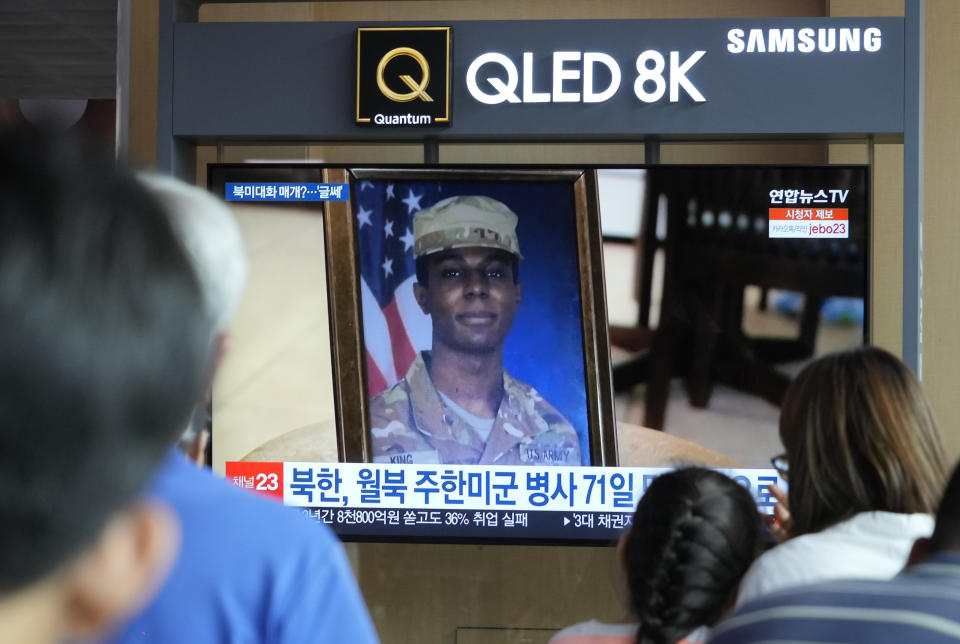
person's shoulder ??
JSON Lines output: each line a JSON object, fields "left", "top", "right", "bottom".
{"left": 503, "top": 372, "right": 575, "bottom": 428}
{"left": 714, "top": 573, "right": 956, "bottom": 644}
{"left": 370, "top": 379, "right": 414, "bottom": 418}
{"left": 739, "top": 523, "right": 854, "bottom": 580}
{"left": 548, "top": 619, "right": 637, "bottom": 644}
{"left": 844, "top": 510, "right": 935, "bottom": 539}
{"left": 735, "top": 533, "right": 824, "bottom": 605}
{"left": 502, "top": 373, "right": 581, "bottom": 465}
{"left": 777, "top": 512, "right": 932, "bottom": 561}
{"left": 736, "top": 512, "right": 929, "bottom": 607}
{"left": 710, "top": 582, "right": 833, "bottom": 644}
{"left": 148, "top": 452, "right": 335, "bottom": 546}
{"left": 370, "top": 379, "right": 437, "bottom": 462}
{"left": 110, "top": 454, "right": 372, "bottom": 644}
{"left": 502, "top": 370, "right": 540, "bottom": 398}
{"left": 369, "top": 380, "right": 418, "bottom": 442}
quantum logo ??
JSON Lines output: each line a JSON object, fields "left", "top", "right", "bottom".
{"left": 376, "top": 47, "right": 433, "bottom": 102}
{"left": 356, "top": 27, "right": 451, "bottom": 127}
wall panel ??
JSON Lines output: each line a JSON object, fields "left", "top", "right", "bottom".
{"left": 923, "top": 0, "right": 960, "bottom": 460}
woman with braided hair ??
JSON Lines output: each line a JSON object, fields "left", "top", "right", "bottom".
{"left": 550, "top": 468, "right": 764, "bottom": 644}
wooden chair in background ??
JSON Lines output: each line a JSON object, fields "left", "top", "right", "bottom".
{"left": 613, "top": 166, "right": 867, "bottom": 429}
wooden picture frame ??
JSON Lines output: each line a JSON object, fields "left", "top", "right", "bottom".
{"left": 207, "top": 164, "right": 616, "bottom": 468}
{"left": 325, "top": 167, "right": 616, "bottom": 466}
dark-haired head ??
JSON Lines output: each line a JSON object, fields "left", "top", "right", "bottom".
{"left": 779, "top": 346, "right": 948, "bottom": 537}
{"left": 926, "top": 461, "right": 960, "bottom": 554}
{"left": 624, "top": 467, "right": 763, "bottom": 644}
{"left": 0, "top": 129, "right": 213, "bottom": 595}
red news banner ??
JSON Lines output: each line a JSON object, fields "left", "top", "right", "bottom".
{"left": 768, "top": 207, "right": 849, "bottom": 239}
{"left": 225, "top": 461, "right": 283, "bottom": 500}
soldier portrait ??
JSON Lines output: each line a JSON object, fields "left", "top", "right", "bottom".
{"left": 356, "top": 178, "right": 590, "bottom": 465}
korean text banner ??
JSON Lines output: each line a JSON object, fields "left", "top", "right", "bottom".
{"left": 227, "top": 462, "right": 779, "bottom": 512}
{"left": 225, "top": 462, "right": 781, "bottom": 541}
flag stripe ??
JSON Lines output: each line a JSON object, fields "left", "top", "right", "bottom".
{"left": 394, "top": 275, "right": 432, "bottom": 353}
{"left": 360, "top": 277, "right": 398, "bottom": 386}
{"left": 383, "top": 297, "right": 417, "bottom": 380}
{"left": 365, "top": 350, "right": 388, "bottom": 397}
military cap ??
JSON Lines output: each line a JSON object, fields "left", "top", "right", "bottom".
{"left": 413, "top": 195, "right": 523, "bottom": 259}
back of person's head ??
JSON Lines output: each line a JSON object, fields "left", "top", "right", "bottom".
{"left": 138, "top": 173, "right": 247, "bottom": 337}
{"left": 929, "top": 461, "right": 960, "bottom": 553}
{"left": 779, "top": 346, "right": 948, "bottom": 537}
{"left": 624, "top": 467, "right": 763, "bottom": 644}
{"left": 137, "top": 174, "right": 247, "bottom": 463}
{"left": 0, "top": 129, "right": 213, "bottom": 639}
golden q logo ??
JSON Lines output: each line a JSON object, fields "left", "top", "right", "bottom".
{"left": 356, "top": 27, "right": 451, "bottom": 126}
{"left": 376, "top": 47, "right": 433, "bottom": 102}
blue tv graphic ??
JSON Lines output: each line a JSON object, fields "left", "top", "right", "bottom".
{"left": 226, "top": 182, "right": 350, "bottom": 202}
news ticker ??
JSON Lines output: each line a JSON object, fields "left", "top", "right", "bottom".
{"left": 301, "top": 506, "right": 634, "bottom": 540}
{"left": 225, "top": 462, "right": 781, "bottom": 539}
{"left": 225, "top": 182, "right": 349, "bottom": 202}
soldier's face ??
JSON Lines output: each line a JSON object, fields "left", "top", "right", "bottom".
{"left": 414, "top": 247, "right": 522, "bottom": 355}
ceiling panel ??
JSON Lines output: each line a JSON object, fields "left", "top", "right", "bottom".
{"left": 0, "top": 1, "right": 116, "bottom": 99}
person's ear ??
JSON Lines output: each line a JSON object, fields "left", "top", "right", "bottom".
{"left": 63, "top": 501, "right": 179, "bottom": 639}
{"left": 907, "top": 536, "right": 931, "bottom": 568}
{"left": 413, "top": 282, "right": 429, "bottom": 315}
{"left": 514, "top": 282, "right": 522, "bottom": 305}
{"left": 188, "top": 428, "right": 211, "bottom": 467}
{"left": 212, "top": 332, "right": 230, "bottom": 375}
{"left": 200, "top": 332, "right": 231, "bottom": 396}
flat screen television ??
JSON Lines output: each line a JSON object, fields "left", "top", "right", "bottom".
{"left": 207, "top": 163, "right": 868, "bottom": 544}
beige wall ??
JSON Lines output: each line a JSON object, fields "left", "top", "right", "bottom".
{"left": 923, "top": 0, "right": 960, "bottom": 460}
{"left": 128, "top": 2, "right": 960, "bottom": 642}
{"left": 129, "top": 0, "right": 158, "bottom": 167}
{"left": 211, "top": 206, "right": 338, "bottom": 473}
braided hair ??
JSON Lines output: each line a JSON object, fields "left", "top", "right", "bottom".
{"left": 624, "top": 468, "right": 763, "bottom": 644}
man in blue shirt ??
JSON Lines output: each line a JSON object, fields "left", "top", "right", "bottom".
{"left": 709, "top": 462, "right": 960, "bottom": 644}
{"left": 112, "top": 450, "right": 379, "bottom": 642}
{"left": 108, "top": 176, "right": 378, "bottom": 643}
{"left": 0, "top": 131, "right": 213, "bottom": 644}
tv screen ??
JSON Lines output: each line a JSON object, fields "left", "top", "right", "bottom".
{"left": 207, "top": 163, "right": 867, "bottom": 544}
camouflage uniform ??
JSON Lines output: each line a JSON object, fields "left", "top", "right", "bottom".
{"left": 371, "top": 352, "right": 581, "bottom": 466}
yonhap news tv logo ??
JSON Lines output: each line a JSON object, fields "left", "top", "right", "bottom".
{"left": 767, "top": 186, "right": 850, "bottom": 239}
{"left": 356, "top": 26, "right": 452, "bottom": 127}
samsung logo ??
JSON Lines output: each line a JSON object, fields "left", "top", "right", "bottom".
{"left": 727, "top": 27, "right": 882, "bottom": 54}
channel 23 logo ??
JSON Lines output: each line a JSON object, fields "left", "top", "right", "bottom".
{"left": 356, "top": 27, "right": 451, "bottom": 126}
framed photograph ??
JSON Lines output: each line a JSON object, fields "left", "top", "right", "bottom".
{"left": 325, "top": 167, "right": 616, "bottom": 466}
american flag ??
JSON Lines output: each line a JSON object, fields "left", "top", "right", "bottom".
{"left": 356, "top": 179, "right": 445, "bottom": 396}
